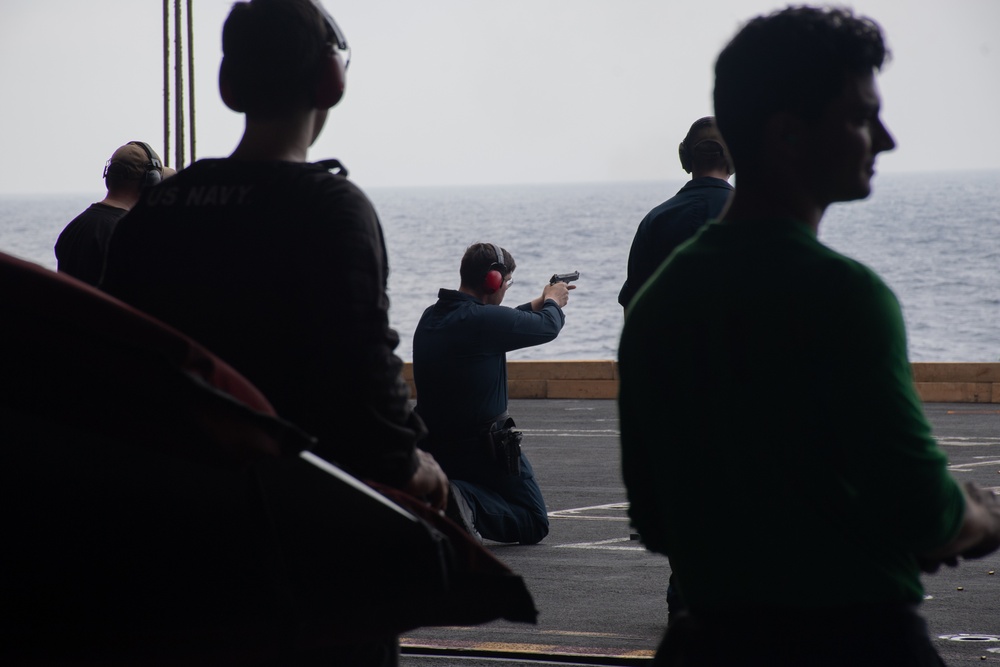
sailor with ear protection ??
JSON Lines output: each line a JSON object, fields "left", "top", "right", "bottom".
{"left": 411, "top": 242, "right": 574, "bottom": 545}
{"left": 618, "top": 116, "right": 734, "bottom": 311}
{"left": 101, "top": 7, "right": 457, "bottom": 660}
{"left": 55, "top": 141, "right": 174, "bottom": 286}
{"left": 104, "top": 0, "right": 450, "bottom": 507}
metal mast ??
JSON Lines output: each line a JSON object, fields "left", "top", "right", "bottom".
{"left": 163, "top": 0, "right": 197, "bottom": 170}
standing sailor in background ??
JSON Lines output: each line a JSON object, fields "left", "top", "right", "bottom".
{"left": 618, "top": 117, "right": 733, "bottom": 310}
{"left": 102, "top": 2, "right": 447, "bottom": 662}
{"left": 413, "top": 243, "right": 573, "bottom": 545}
{"left": 54, "top": 141, "right": 174, "bottom": 286}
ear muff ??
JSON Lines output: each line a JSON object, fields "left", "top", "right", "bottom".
{"left": 484, "top": 269, "right": 503, "bottom": 293}
{"left": 483, "top": 243, "right": 506, "bottom": 294}
{"left": 104, "top": 141, "right": 162, "bottom": 187}
{"left": 220, "top": 54, "right": 344, "bottom": 112}
{"left": 680, "top": 138, "right": 734, "bottom": 175}
{"left": 678, "top": 141, "right": 693, "bottom": 173}
{"left": 219, "top": 58, "right": 245, "bottom": 112}
{"left": 313, "top": 50, "right": 346, "bottom": 109}
{"left": 132, "top": 141, "right": 163, "bottom": 188}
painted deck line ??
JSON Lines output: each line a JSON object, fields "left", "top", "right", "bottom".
{"left": 522, "top": 429, "right": 621, "bottom": 434}
{"left": 399, "top": 639, "right": 655, "bottom": 665}
{"left": 404, "top": 627, "right": 651, "bottom": 641}
{"left": 555, "top": 537, "right": 643, "bottom": 552}
{"left": 947, "top": 459, "right": 1000, "bottom": 472}
{"left": 936, "top": 436, "right": 1000, "bottom": 447}
{"left": 549, "top": 503, "right": 631, "bottom": 522}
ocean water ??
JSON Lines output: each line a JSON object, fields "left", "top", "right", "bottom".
{"left": 1, "top": 170, "right": 997, "bottom": 362}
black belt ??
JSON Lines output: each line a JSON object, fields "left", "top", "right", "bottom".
{"left": 426, "top": 411, "right": 522, "bottom": 476}
{"left": 430, "top": 411, "right": 511, "bottom": 446}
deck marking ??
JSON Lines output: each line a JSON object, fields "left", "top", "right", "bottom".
{"left": 522, "top": 428, "right": 620, "bottom": 437}
{"left": 937, "top": 436, "right": 1000, "bottom": 447}
{"left": 555, "top": 537, "right": 645, "bottom": 551}
{"left": 938, "top": 634, "right": 1000, "bottom": 642}
{"left": 550, "top": 502, "right": 631, "bottom": 521}
{"left": 400, "top": 638, "right": 656, "bottom": 660}
{"left": 535, "top": 630, "right": 641, "bottom": 639}
{"left": 948, "top": 458, "right": 1000, "bottom": 472}
{"left": 521, "top": 428, "right": 618, "bottom": 435}
{"left": 404, "top": 627, "right": 649, "bottom": 641}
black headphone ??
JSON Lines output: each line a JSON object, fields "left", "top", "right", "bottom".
{"left": 678, "top": 138, "right": 733, "bottom": 175}
{"left": 103, "top": 141, "right": 162, "bottom": 188}
{"left": 133, "top": 141, "right": 163, "bottom": 188}
{"left": 483, "top": 243, "right": 507, "bottom": 294}
{"left": 312, "top": 0, "right": 348, "bottom": 109}
{"left": 678, "top": 117, "right": 735, "bottom": 175}
{"left": 678, "top": 140, "right": 695, "bottom": 174}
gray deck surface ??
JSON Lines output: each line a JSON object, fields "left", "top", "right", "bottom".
{"left": 400, "top": 399, "right": 1000, "bottom": 666}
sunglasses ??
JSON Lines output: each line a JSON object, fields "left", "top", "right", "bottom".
{"left": 314, "top": 1, "right": 351, "bottom": 69}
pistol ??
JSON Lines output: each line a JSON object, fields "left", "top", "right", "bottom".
{"left": 549, "top": 271, "right": 580, "bottom": 285}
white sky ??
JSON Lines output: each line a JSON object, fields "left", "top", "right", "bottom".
{"left": 1, "top": 0, "right": 998, "bottom": 196}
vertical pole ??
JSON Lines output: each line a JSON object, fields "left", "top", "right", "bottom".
{"left": 174, "top": 0, "right": 186, "bottom": 170}
{"left": 163, "top": 0, "right": 171, "bottom": 165}
{"left": 186, "top": 0, "right": 197, "bottom": 163}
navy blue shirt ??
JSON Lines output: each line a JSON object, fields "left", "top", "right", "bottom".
{"left": 102, "top": 159, "right": 422, "bottom": 487}
{"left": 618, "top": 176, "right": 733, "bottom": 309}
{"left": 413, "top": 289, "right": 564, "bottom": 438}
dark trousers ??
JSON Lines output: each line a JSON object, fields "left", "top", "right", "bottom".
{"left": 654, "top": 603, "right": 945, "bottom": 667}
{"left": 444, "top": 451, "right": 549, "bottom": 545}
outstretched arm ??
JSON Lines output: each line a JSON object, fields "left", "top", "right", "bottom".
{"left": 529, "top": 281, "right": 575, "bottom": 311}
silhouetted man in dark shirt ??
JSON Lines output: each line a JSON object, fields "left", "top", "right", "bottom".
{"left": 619, "top": 7, "right": 1000, "bottom": 666}
{"left": 55, "top": 141, "right": 172, "bottom": 286}
{"left": 618, "top": 117, "right": 733, "bottom": 310}
{"left": 413, "top": 242, "right": 573, "bottom": 545}
{"left": 102, "top": 4, "right": 447, "bottom": 663}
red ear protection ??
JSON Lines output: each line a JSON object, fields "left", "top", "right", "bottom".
{"left": 483, "top": 243, "right": 506, "bottom": 294}
{"left": 313, "top": 51, "right": 346, "bottom": 109}
{"left": 484, "top": 269, "right": 503, "bottom": 293}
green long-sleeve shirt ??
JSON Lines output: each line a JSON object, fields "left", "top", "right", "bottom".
{"left": 618, "top": 218, "right": 964, "bottom": 610}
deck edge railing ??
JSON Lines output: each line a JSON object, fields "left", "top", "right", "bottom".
{"left": 401, "top": 361, "right": 1000, "bottom": 403}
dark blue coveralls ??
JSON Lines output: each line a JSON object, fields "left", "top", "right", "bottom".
{"left": 413, "top": 288, "right": 564, "bottom": 544}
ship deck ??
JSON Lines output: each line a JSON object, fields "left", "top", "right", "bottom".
{"left": 401, "top": 399, "right": 1000, "bottom": 666}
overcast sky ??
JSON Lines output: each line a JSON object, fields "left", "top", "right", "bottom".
{"left": 1, "top": 0, "right": 998, "bottom": 196}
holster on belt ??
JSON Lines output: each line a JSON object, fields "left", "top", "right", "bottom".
{"left": 486, "top": 416, "right": 522, "bottom": 476}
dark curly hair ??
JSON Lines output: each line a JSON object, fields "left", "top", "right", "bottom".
{"left": 714, "top": 5, "right": 889, "bottom": 168}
